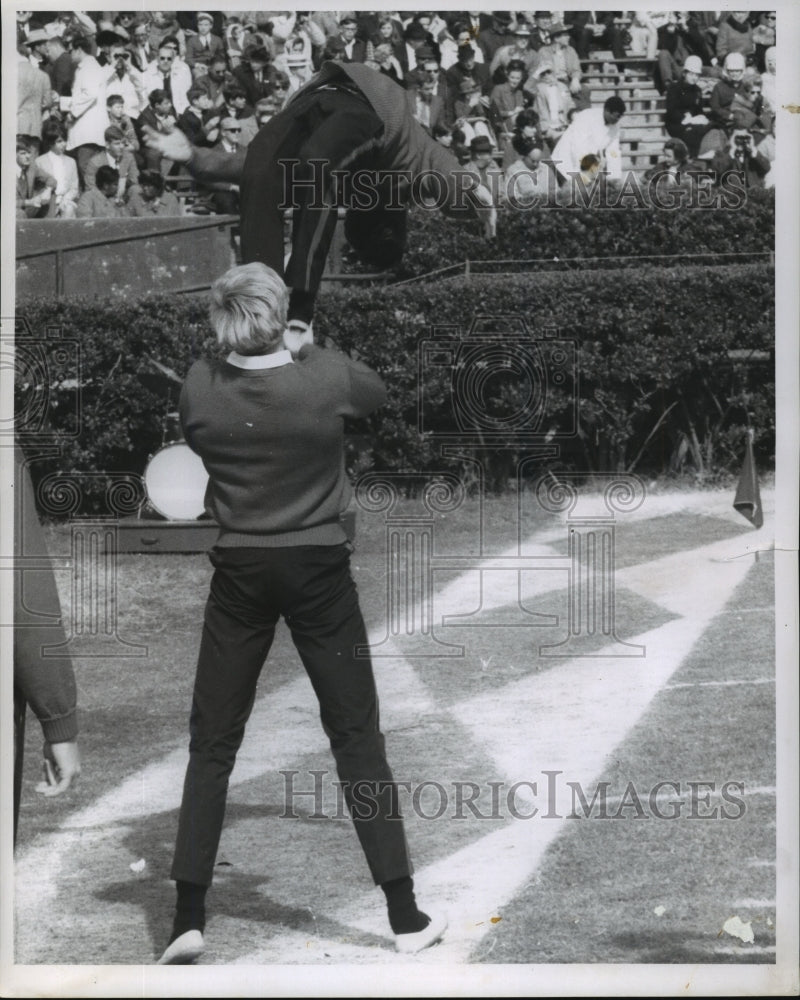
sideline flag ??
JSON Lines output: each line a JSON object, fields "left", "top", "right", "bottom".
{"left": 733, "top": 428, "right": 763, "bottom": 528}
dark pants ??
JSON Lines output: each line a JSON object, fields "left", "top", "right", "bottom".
{"left": 171, "top": 543, "right": 412, "bottom": 888}
{"left": 70, "top": 143, "right": 103, "bottom": 187}
{"left": 239, "top": 87, "right": 383, "bottom": 323}
{"left": 574, "top": 25, "right": 627, "bottom": 60}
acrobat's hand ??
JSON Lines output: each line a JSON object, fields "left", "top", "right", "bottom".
{"left": 142, "top": 124, "right": 193, "bottom": 164}
{"left": 35, "top": 740, "right": 81, "bottom": 797}
{"left": 283, "top": 320, "right": 314, "bottom": 354}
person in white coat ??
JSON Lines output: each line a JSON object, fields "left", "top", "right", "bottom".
{"left": 65, "top": 35, "right": 109, "bottom": 180}
{"left": 36, "top": 120, "right": 80, "bottom": 217}
{"left": 551, "top": 95, "right": 626, "bottom": 184}
{"left": 141, "top": 45, "right": 193, "bottom": 117}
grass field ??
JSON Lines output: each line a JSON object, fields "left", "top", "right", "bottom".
{"left": 10, "top": 481, "right": 791, "bottom": 993}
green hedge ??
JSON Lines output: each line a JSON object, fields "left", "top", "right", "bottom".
{"left": 341, "top": 190, "right": 774, "bottom": 280}
{"left": 16, "top": 262, "right": 774, "bottom": 514}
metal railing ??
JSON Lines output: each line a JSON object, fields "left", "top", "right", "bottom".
{"left": 16, "top": 216, "right": 240, "bottom": 298}
{"left": 392, "top": 251, "right": 774, "bottom": 285}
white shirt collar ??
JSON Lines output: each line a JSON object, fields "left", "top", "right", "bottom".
{"left": 227, "top": 349, "right": 293, "bottom": 369}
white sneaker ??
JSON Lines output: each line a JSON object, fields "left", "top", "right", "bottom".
{"left": 157, "top": 929, "right": 204, "bottom": 964}
{"left": 394, "top": 911, "right": 447, "bottom": 954}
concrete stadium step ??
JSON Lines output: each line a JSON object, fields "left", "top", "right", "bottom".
{"left": 624, "top": 112, "right": 668, "bottom": 126}
{"left": 582, "top": 63, "right": 655, "bottom": 79}
{"left": 592, "top": 94, "right": 666, "bottom": 112}
{"left": 590, "top": 82, "right": 661, "bottom": 97}
{"left": 623, "top": 155, "right": 662, "bottom": 170}
{"left": 580, "top": 54, "right": 653, "bottom": 67}
{"left": 623, "top": 126, "right": 669, "bottom": 141}
{"left": 622, "top": 141, "right": 669, "bottom": 154}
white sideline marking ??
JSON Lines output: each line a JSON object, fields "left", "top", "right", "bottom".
{"left": 732, "top": 899, "right": 776, "bottom": 908}
{"left": 713, "top": 944, "right": 776, "bottom": 955}
{"left": 665, "top": 678, "right": 774, "bottom": 689}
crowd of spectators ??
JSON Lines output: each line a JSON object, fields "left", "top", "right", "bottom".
{"left": 16, "top": 10, "right": 778, "bottom": 221}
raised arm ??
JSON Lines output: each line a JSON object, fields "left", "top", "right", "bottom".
{"left": 142, "top": 125, "right": 246, "bottom": 184}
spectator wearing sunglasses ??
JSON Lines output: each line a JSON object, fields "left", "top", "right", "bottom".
{"left": 142, "top": 44, "right": 192, "bottom": 117}
{"left": 196, "top": 56, "right": 230, "bottom": 109}
{"left": 237, "top": 95, "right": 280, "bottom": 148}
{"left": 752, "top": 12, "right": 776, "bottom": 74}
{"left": 104, "top": 46, "right": 145, "bottom": 120}
{"left": 206, "top": 117, "right": 242, "bottom": 214}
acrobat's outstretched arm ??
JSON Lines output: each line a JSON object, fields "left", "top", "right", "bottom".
{"left": 142, "top": 125, "right": 246, "bottom": 185}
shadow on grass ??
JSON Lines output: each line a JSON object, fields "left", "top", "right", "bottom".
{"left": 600, "top": 929, "right": 774, "bottom": 965}
{"left": 91, "top": 800, "right": 394, "bottom": 963}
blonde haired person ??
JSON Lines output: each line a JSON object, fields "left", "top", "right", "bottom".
{"left": 158, "top": 262, "right": 446, "bottom": 965}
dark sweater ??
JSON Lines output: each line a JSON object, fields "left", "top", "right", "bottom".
{"left": 179, "top": 345, "right": 387, "bottom": 546}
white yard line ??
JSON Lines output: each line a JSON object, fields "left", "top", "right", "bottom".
{"left": 665, "top": 678, "right": 774, "bottom": 689}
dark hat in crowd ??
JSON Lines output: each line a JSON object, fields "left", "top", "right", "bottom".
{"left": 323, "top": 36, "right": 347, "bottom": 55}
{"left": 534, "top": 11, "right": 552, "bottom": 19}
{"left": 514, "top": 23, "right": 532, "bottom": 35}
{"left": 244, "top": 44, "right": 270, "bottom": 63}
{"left": 549, "top": 19, "right": 570, "bottom": 36}
{"left": 457, "top": 43, "right": 476, "bottom": 61}
{"left": 470, "top": 135, "right": 493, "bottom": 153}
{"left": 493, "top": 12, "right": 513, "bottom": 25}
{"left": 459, "top": 76, "right": 480, "bottom": 94}
{"left": 512, "top": 132, "right": 541, "bottom": 156}
{"left": 405, "top": 21, "right": 429, "bottom": 41}
{"left": 97, "top": 28, "right": 127, "bottom": 47}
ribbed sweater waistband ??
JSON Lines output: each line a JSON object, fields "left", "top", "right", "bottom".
{"left": 214, "top": 522, "right": 347, "bottom": 548}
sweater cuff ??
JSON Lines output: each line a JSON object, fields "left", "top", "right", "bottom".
{"left": 40, "top": 710, "right": 79, "bottom": 744}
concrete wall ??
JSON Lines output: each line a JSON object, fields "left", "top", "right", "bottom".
{"left": 16, "top": 217, "right": 238, "bottom": 299}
